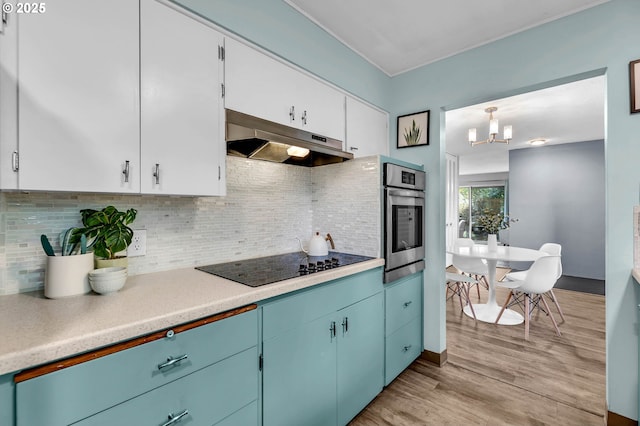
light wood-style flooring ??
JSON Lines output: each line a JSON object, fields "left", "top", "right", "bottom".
{"left": 351, "top": 285, "right": 606, "bottom": 425}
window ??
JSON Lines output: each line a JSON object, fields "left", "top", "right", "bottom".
{"left": 458, "top": 184, "right": 506, "bottom": 241}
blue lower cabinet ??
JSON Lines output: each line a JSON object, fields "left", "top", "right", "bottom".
{"left": 262, "top": 267, "right": 384, "bottom": 426}
{"left": 77, "top": 346, "right": 258, "bottom": 426}
{"left": 15, "top": 308, "right": 259, "bottom": 426}
{"left": 384, "top": 272, "right": 423, "bottom": 386}
{"left": 385, "top": 316, "right": 422, "bottom": 385}
{"left": 263, "top": 311, "right": 338, "bottom": 426}
{"left": 337, "top": 292, "right": 384, "bottom": 425}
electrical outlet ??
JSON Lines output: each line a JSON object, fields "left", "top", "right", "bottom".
{"left": 128, "top": 230, "right": 147, "bottom": 257}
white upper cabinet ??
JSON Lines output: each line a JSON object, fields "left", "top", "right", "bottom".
{"left": 0, "top": 10, "right": 18, "bottom": 190}
{"left": 17, "top": 0, "right": 140, "bottom": 193}
{"left": 140, "top": 0, "right": 225, "bottom": 196}
{"left": 225, "top": 38, "right": 345, "bottom": 141}
{"left": 345, "top": 96, "right": 389, "bottom": 158}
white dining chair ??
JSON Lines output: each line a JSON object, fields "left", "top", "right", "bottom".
{"left": 495, "top": 255, "right": 562, "bottom": 340}
{"left": 452, "top": 238, "right": 489, "bottom": 299}
{"left": 506, "top": 243, "right": 565, "bottom": 322}
{"left": 445, "top": 270, "right": 478, "bottom": 320}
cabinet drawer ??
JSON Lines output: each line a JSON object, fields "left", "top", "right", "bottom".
{"left": 385, "top": 274, "right": 422, "bottom": 335}
{"left": 16, "top": 307, "right": 257, "bottom": 426}
{"left": 384, "top": 316, "right": 421, "bottom": 386}
{"left": 262, "top": 267, "right": 383, "bottom": 340}
{"left": 77, "top": 346, "right": 258, "bottom": 426}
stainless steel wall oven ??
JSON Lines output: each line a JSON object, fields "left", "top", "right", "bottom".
{"left": 383, "top": 163, "right": 426, "bottom": 283}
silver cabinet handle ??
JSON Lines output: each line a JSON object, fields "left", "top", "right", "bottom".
{"left": 301, "top": 110, "right": 307, "bottom": 125}
{"left": 122, "top": 160, "right": 130, "bottom": 183}
{"left": 157, "top": 354, "right": 188, "bottom": 370}
{"left": 330, "top": 321, "right": 336, "bottom": 338}
{"left": 342, "top": 317, "right": 349, "bottom": 333}
{"left": 11, "top": 151, "right": 18, "bottom": 172}
{"left": 349, "top": 146, "right": 359, "bottom": 151}
{"left": 403, "top": 345, "right": 412, "bottom": 352}
{"left": 403, "top": 301, "right": 412, "bottom": 308}
{"left": 161, "top": 409, "right": 189, "bottom": 426}
{"left": 289, "top": 106, "right": 295, "bottom": 122}
{"left": 153, "top": 163, "right": 160, "bottom": 185}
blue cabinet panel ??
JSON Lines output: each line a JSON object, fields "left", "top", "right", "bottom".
{"left": 261, "top": 267, "right": 384, "bottom": 426}
{"left": 214, "top": 401, "right": 258, "bottom": 426}
{"left": 337, "top": 293, "right": 384, "bottom": 425}
{"left": 385, "top": 316, "right": 422, "bottom": 386}
{"left": 385, "top": 273, "right": 422, "bottom": 335}
{"left": 17, "top": 309, "right": 258, "bottom": 426}
{"left": 263, "top": 311, "right": 337, "bottom": 426}
{"left": 77, "top": 346, "right": 258, "bottom": 426}
{"left": 0, "top": 374, "right": 15, "bottom": 426}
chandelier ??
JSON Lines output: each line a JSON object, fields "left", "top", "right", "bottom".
{"left": 468, "top": 107, "right": 512, "bottom": 146}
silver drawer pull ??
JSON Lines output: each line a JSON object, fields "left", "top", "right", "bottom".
{"left": 403, "top": 345, "right": 412, "bottom": 352}
{"left": 157, "top": 354, "right": 188, "bottom": 370}
{"left": 161, "top": 409, "right": 189, "bottom": 426}
{"left": 403, "top": 301, "right": 412, "bottom": 308}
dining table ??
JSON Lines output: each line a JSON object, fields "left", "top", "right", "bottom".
{"left": 446, "top": 244, "right": 544, "bottom": 325}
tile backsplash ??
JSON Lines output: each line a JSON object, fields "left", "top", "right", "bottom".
{"left": 0, "top": 156, "right": 381, "bottom": 295}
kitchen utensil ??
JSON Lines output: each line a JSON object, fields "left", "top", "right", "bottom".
{"left": 41, "top": 234, "right": 56, "bottom": 256}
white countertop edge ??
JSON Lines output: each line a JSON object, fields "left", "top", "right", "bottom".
{"left": 633, "top": 268, "right": 640, "bottom": 284}
{"left": 0, "top": 258, "right": 385, "bottom": 376}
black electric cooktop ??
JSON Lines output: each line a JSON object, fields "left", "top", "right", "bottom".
{"left": 196, "top": 251, "right": 375, "bottom": 287}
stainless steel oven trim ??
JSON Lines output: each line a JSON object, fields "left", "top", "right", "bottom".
{"left": 384, "top": 187, "right": 425, "bottom": 276}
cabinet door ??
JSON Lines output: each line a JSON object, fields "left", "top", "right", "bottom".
{"left": 0, "top": 11, "right": 18, "bottom": 190}
{"left": 17, "top": 0, "right": 139, "bottom": 193}
{"left": 225, "top": 37, "right": 296, "bottom": 128}
{"left": 262, "top": 312, "right": 337, "bottom": 426}
{"left": 225, "top": 38, "right": 345, "bottom": 141}
{"left": 345, "top": 96, "right": 389, "bottom": 157}
{"left": 295, "top": 76, "right": 345, "bottom": 141}
{"left": 140, "top": 0, "right": 225, "bottom": 196}
{"left": 337, "top": 293, "right": 384, "bottom": 425}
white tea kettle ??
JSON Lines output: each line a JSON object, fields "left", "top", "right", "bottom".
{"left": 298, "top": 232, "right": 335, "bottom": 256}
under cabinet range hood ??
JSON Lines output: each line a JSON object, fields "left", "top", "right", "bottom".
{"left": 226, "top": 109, "right": 353, "bottom": 167}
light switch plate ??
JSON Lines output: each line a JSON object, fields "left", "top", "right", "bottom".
{"left": 128, "top": 230, "right": 147, "bottom": 257}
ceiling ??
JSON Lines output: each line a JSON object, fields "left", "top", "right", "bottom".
{"left": 446, "top": 76, "right": 605, "bottom": 175}
{"left": 285, "top": 0, "right": 607, "bottom": 175}
{"left": 284, "top": 0, "right": 610, "bottom": 77}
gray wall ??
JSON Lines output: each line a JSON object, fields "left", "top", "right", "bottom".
{"left": 508, "top": 140, "right": 604, "bottom": 279}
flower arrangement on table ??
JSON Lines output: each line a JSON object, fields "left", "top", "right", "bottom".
{"left": 475, "top": 212, "right": 517, "bottom": 235}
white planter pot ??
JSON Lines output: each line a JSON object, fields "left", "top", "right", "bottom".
{"left": 44, "top": 253, "right": 94, "bottom": 298}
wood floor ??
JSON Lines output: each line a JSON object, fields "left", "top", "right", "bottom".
{"left": 351, "top": 285, "right": 606, "bottom": 425}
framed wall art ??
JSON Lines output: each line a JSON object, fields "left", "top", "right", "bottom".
{"left": 397, "top": 110, "right": 429, "bottom": 148}
{"left": 631, "top": 59, "right": 640, "bottom": 114}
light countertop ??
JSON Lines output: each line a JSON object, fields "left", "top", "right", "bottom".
{"left": 0, "top": 258, "right": 384, "bottom": 376}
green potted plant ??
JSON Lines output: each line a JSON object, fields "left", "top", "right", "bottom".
{"left": 71, "top": 206, "right": 138, "bottom": 268}
{"left": 476, "top": 211, "right": 517, "bottom": 251}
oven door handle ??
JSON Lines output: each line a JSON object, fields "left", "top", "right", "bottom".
{"left": 387, "top": 188, "right": 425, "bottom": 198}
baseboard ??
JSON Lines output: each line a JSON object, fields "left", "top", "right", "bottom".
{"left": 420, "top": 349, "right": 447, "bottom": 367}
{"left": 607, "top": 410, "right": 638, "bottom": 426}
